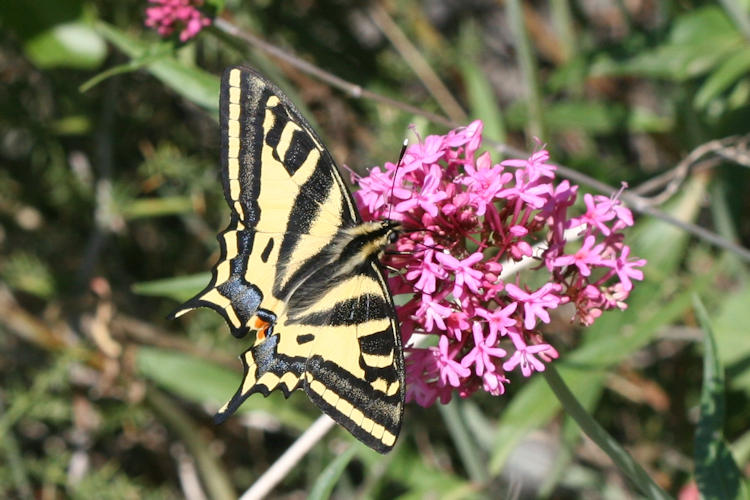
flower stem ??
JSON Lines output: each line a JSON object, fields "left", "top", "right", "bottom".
{"left": 438, "top": 400, "right": 488, "bottom": 484}
{"left": 543, "top": 364, "right": 670, "bottom": 499}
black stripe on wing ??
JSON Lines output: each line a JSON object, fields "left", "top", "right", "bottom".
{"left": 220, "top": 67, "right": 263, "bottom": 225}
{"left": 304, "top": 353, "right": 402, "bottom": 453}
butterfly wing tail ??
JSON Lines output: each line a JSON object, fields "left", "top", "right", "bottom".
{"left": 214, "top": 333, "right": 306, "bottom": 423}
{"left": 169, "top": 216, "right": 265, "bottom": 339}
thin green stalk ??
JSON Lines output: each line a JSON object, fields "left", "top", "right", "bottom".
{"left": 438, "top": 400, "right": 488, "bottom": 484}
{"left": 549, "top": 0, "right": 577, "bottom": 62}
{"left": 543, "top": 365, "right": 670, "bottom": 499}
{"left": 146, "top": 386, "right": 236, "bottom": 500}
{"left": 506, "top": 0, "right": 545, "bottom": 139}
{"left": 306, "top": 445, "right": 357, "bottom": 500}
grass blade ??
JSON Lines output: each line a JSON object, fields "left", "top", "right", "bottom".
{"left": 306, "top": 445, "right": 357, "bottom": 500}
{"left": 543, "top": 364, "right": 670, "bottom": 499}
{"left": 693, "top": 295, "right": 748, "bottom": 499}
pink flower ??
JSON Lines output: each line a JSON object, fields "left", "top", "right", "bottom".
{"left": 482, "top": 370, "right": 508, "bottom": 395}
{"left": 461, "top": 322, "right": 507, "bottom": 376}
{"left": 353, "top": 119, "right": 645, "bottom": 405}
{"left": 476, "top": 302, "right": 518, "bottom": 338}
{"left": 575, "top": 193, "right": 617, "bottom": 236}
{"left": 354, "top": 165, "right": 396, "bottom": 215}
{"left": 604, "top": 245, "right": 646, "bottom": 291}
{"left": 405, "top": 348, "right": 440, "bottom": 407}
{"left": 500, "top": 148, "right": 556, "bottom": 182}
{"left": 506, "top": 283, "right": 563, "bottom": 330}
{"left": 497, "top": 170, "right": 552, "bottom": 209}
{"left": 145, "top": 0, "right": 212, "bottom": 42}
{"left": 416, "top": 296, "right": 452, "bottom": 332}
{"left": 435, "top": 336, "right": 471, "bottom": 387}
{"left": 444, "top": 120, "right": 483, "bottom": 159}
{"left": 395, "top": 165, "right": 448, "bottom": 217}
{"left": 434, "top": 251, "right": 484, "bottom": 299}
{"left": 462, "top": 153, "right": 512, "bottom": 215}
{"left": 405, "top": 246, "right": 444, "bottom": 294}
{"left": 445, "top": 310, "right": 471, "bottom": 340}
{"left": 552, "top": 234, "right": 606, "bottom": 276}
{"left": 502, "top": 333, "right": 560, "bottom": 377}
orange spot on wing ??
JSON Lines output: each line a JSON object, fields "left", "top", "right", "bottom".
{"left": 253, "top": 316, "right": 270, "bottom": 340}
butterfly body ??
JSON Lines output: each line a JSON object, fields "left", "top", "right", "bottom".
{"left": 171, "top": 66, "right": 404, "bottom": 453}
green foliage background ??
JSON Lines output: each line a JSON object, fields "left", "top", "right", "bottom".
{"left": 1, "top": 0, "right": 750, "bottom": 498}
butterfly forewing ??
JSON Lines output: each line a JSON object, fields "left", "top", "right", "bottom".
{"left": 172, "top": 66, "right": 404, "bottom": 453}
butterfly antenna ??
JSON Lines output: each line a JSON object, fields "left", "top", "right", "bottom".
{"left": 387, "top": 139, "right": 408, "bottom": 221}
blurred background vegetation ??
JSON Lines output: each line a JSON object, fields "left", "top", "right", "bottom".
{"left": 1, "top": 0, "right": 750, "bottom": 498}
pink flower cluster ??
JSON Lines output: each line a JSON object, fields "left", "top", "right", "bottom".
{"left": 353, "top": 121, "right": 646, "bottom": 407}
{"left": 145, "top": 0, "right": 212, "bottom": 42}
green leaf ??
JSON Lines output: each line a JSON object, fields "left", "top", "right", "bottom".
{"left": 713, "top": 285, "right": 750, "bottom": 395}
{"left": 137, "top": 346, "right": 238, "bottom": 407}
{"left": 50, "top": 115, "right": 91, "bottom": 135}
{"left": 0, "top": 0, "right": 105, "bottom": 69}
{"left": 544, "top": 365, "right": 670, "bottom": 499}
{"left": 458, "top": 21, "right": 506, "bottom": 143}
{"left": 462, "top": 63, "right": 506, "bottom": 143}
{"left": 1, "top": 252, "right": 56, "bottom": 299}
{"left": 120, "top": 196, "right": 195, "bottom": 219}
{"left": 693, "top": 296, "right": 748, "bottom": 500}
{"left": 132, "top": 273, "right": 210, "bottom": 302}
{"left": 384, "top": 450, "right": 478, "bottom": 500}
{"left": 307, "top": 446, "right": 357, "bottom": 500}
{"left": 438, "top": 400, "right": 488, "bottom": 483}
{"left": 694, "top": 47, "right": 750, "bottom": 108}
{"left": 94, "top": 21, "right": 219, "bottom": 112}
{"left": 591, "top": 7, "right": 743, "bottom": 81}
{"left": 25, "top": 21, "right": 106, "bottom": 69}
{"left": 670, "top": 6, "right": 736, "bottom": 44}
{"left": 506, "top": 100, "right": 672, "bottom": 135}
{"left": 544, "top": 101, "right": 626, "bottom": 134}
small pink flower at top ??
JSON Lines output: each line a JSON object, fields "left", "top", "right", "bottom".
{"left": 145, "top": 0, "right": 212, "bottom": 42}
{"left": 353, "top": 119, "right": 646, "bottom": 407}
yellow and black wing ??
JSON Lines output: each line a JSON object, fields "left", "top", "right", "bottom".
{"left": 171, "top": 66, "right": 404, "bottom": 453}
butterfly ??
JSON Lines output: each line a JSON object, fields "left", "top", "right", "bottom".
{"left": 171, "top": 66, "right": 404, "bottom": 453}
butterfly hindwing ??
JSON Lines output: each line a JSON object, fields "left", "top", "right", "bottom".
{"left": 215, "top": 259, "right": 403, "bottom": 452}
{"left": 172, "top": 66, "right": 404, "bottom": 453}
{"left": 300, "top": 261, "right": 403, "bottom": 452}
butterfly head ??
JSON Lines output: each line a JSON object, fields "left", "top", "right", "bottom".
{"left": 338, "top": 219, "right": 402, "bottom": 265}
{"left": 378, "top": 219, "right": 404, "bottom": 262}
{"left": 382, "top": 219, "right": 402, "bottom": 244}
